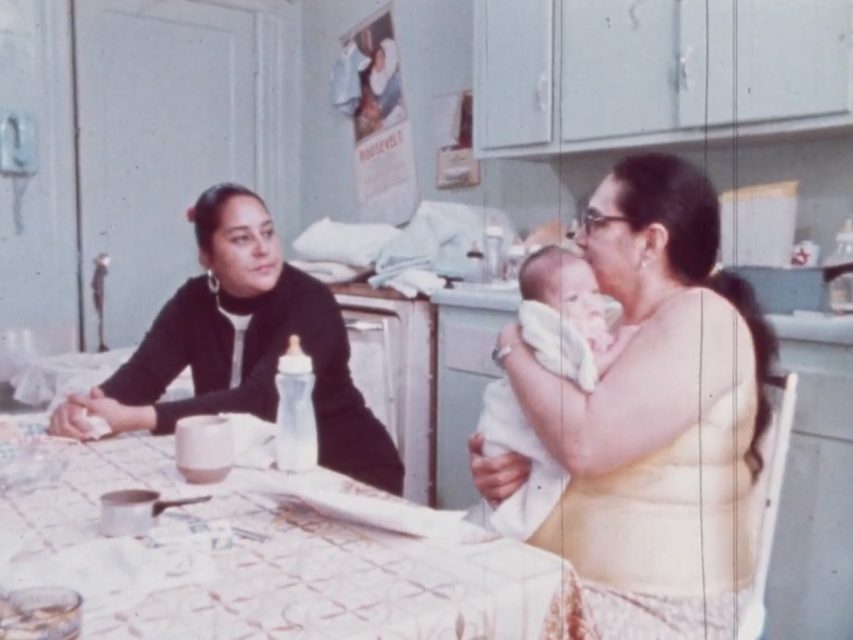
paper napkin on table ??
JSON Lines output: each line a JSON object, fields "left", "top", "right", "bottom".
{"left": 0, "top": 538, "right": 216, "bottom": 616}
{"left": 254, "top": 475, "right": 496, "bottom": 542}
{"left": 220, "top": 412, "right": 276, "bottom": 469}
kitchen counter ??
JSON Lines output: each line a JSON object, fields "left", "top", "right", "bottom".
{"left": 767, "top": 311, "right": 853, "bottom": 346}
{"left": 430, "top": 286, "right": 521, "bottom": 313}
{"left": 430, "top": 286, "right": 853, "bottom": 346}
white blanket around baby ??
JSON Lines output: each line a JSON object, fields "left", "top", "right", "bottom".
{"left": 478, "top": 300, "right": 598, "bottom": 541}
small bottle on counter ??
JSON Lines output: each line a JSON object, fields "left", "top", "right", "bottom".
{"left": 465, "top": 242, "right": 485, "bottom": 283}
{"left": 824, "top": 218, "right": 853, "bottom": 313}
{"left": 484, "top": 225, "right": 505, "bottom": 283}
{"left": 504, "top": 243, "right": 526, "bottom": 281}
{"left": 275, "top": 335, "right": 318, "bottom": 472}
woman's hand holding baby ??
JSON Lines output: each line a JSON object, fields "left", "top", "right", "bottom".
{"left": 468, "top": 432, "right": 531, "bottom": 504}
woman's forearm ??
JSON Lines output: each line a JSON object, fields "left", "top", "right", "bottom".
{"left": 497, "top": 324, "right": 596, "bottom": 475}
{"left": 128, "top": 405, "right": 157, "bottom": 433}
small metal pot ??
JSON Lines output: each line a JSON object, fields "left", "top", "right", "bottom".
{"left": 99, "top": 489, "right": 211, "bottom": 537}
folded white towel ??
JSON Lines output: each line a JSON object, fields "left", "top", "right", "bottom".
{"left": 382, "top": 268, "right": 447, "bottom": 298}
{"left": 292, "top": 217, "right": 401, "bottom": 268}
{"left": 287, "top": 259, "right": 364, "bottom": 284}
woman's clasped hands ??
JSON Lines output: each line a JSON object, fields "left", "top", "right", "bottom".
{"left": 48, "top": 387, "right": 155, "bottom": 441}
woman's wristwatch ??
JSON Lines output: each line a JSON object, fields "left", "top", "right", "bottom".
{"left": 492, "top": 340, "right": 522, "bottom": 369}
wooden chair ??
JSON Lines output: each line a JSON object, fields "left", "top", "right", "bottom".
{"left": 738, "top": 372, "right": 799, "bottom": 640}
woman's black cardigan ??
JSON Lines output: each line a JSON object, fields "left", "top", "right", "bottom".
{"left": 100, "top": 266, "right": 404, "bottom": 494}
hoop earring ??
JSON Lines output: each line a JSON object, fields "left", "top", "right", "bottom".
{"left": 207, "top": 269, "right": 220, "bottom": 295}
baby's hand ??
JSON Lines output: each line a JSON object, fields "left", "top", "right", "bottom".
{"left": 595, "top": 324, "right": 640, "bottom": 376}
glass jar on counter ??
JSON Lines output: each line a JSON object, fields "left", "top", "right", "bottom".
{"left": 483, "top": 225, "right": 504, "bottom": 283}
{"left": 504, "top": 244, "right": 526, "bottom": 281}
{"left": 824, "top": 219, "right": 853, "bottom": 313}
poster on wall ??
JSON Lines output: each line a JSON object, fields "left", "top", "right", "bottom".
{"left": 343, "top": 6, "right": 418, "bottom": 225}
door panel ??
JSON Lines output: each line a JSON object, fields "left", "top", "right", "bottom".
{"left": 474, "top": 0, "right": 553, "bottom": 149}
{"left": 0, "top": 0, "right": 79, "bottom": 371}
{"left": 680, "top": 0, "right": 851, "bottom": 128}
{"left": 561, "top": 0, "right": 677, "bottom": 141}
{"left": 75, "top": 0, "right": 257, "bottom": 349}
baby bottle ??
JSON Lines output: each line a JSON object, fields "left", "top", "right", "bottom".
{"left": 824, "top": 218, "right": 853, "bottom": 313}
{"left": 464, "top": 242, "right": 485, "bottom": 283}
{"left": 274, "top": 335, "right": 318, "bottom": 472}
{"left": 484, "top": 225, "right": 505, "bottom": 283}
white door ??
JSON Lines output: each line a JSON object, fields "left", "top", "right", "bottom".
{"left": 0, "top": 1, "right": 78, "bottom": 377}
{"left": 74, "top": 0, "right": 257, "bottom": 349}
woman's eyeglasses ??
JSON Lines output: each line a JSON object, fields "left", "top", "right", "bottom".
{"left": 580, "top": 209, "right": 630, "bottom": 234}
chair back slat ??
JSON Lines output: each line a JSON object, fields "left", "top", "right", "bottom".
{"left": 739, "top": 372, "right": 798, "bottom": 640}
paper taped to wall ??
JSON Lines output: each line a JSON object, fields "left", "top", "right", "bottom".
{"left": 720, "top": 181, "right": 799, "bottom": 268}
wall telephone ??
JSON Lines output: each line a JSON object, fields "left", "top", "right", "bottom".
{"left": 0, "top": 110, "right": 38, "bottom": 176}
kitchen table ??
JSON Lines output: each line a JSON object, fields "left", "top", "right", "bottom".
{"left": 1, "top": 413, "right": 577, "bottom": 639}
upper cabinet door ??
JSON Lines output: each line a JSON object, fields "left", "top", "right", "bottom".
{"left": 680, "top": 0, "right": 852, "bottom": 128}
{"left": 474, "top": 0, "right": 554, "bottom": 150}
{"left": 561, "top": 0, "right": 678, "bottom": 142}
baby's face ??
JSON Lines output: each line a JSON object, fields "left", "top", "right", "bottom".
{"left": 544, "top": 261, "right": 607, "bottom": 328}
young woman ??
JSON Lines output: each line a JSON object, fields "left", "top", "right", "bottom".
{"left": 50, "top": 184, "right": 403, "bottom": 494}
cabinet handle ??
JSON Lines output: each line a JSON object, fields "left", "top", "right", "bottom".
{"left": 345, "top": 319, "right": 384, "bottom": 332}
{"left": 536, "top": 74, "right": 550, "bottom": 112}
{"left": 679, "top": 46, "right": 694, "bottom": 91}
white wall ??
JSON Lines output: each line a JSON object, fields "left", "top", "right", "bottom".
{"left": 298, "top": 1, "right": 853, "bottom": 257}
{"left": 298, "top": 0, "right": 569, "bottom": 238}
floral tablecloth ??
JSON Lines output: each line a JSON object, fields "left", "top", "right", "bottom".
{"left": 0, "top": 413, "right": 580, "bottom": 639}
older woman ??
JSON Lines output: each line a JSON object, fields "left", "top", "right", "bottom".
{"left": 49, "top": 183, "right": 404, "bottom": 495}
{"left": 470, "top": 153, "right": 777, "bottom": 637}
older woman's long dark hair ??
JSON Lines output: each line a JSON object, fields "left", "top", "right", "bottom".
{"left": 612, "top": 153, "right": 778, "bottom": 479}
{"left": 191, "top": 183, "right": 267, "bottom": 253}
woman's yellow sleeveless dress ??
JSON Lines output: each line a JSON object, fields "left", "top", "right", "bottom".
{"left": 528, "top": 380, "right": 760, "bottom": 599}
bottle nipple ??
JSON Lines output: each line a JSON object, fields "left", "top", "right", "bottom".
{"left": 285, "top": 334, "right": 305, "bottom": 356}
{"left": 278, "top": 334, "right": 313, "bottom": 374}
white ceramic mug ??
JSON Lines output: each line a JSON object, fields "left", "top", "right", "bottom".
{"left": 175, "top": 415, "right": 234, "bottom": 484}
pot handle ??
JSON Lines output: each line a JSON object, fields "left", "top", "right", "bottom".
{"left": 823, "top": 261, "right": 853, "bottom": 282}
{"left": 153, "top": 495, "right": 212, "bottom": 517}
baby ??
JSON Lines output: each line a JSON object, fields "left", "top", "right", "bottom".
{"left": 476, "top": 246, "right": 637, "bottom": 540}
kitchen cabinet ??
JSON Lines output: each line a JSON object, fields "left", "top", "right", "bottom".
{"left": 473, "top": 0, "right": 554, "bottom": 151}
{"left": 678, "top": 0, "right": 851, "bottom": 129}
{"left": 560, "top": 0, "right": 678, "bottom": 142}
{"left": 474, "top": 0, "right": 853, "bottom": 158}
{"left": 432, "top": 293, "right": 517, "bottom": 509}
{"left": 432, "top": 289, "right": 853, "bottom": 636}
{"left": 331, "top": 284, "right": 436, "bottom": 507}
{"left": 764, "top": 329, "right": 853, "bottom": 639}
